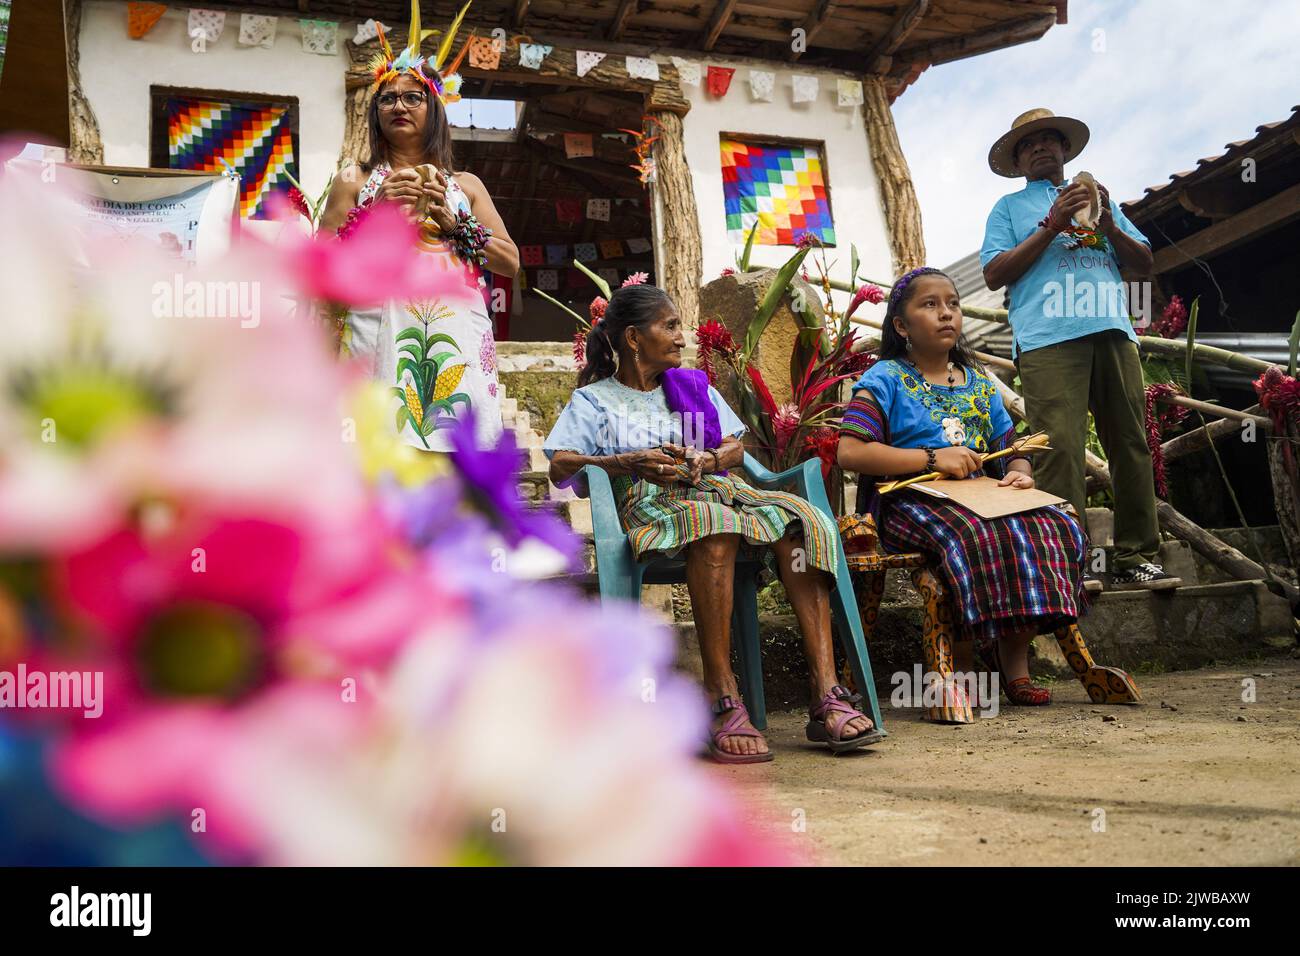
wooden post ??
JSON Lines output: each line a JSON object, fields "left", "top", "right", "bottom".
{"left": 649, "top": 109, "right": 702, "bottom": 329}
{"left": 862, "top": 75, "right": 924, "bottom": 274}
{"left": 64, "top": 0, "right": 103, "bottom": 164}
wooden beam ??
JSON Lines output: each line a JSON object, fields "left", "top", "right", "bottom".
{"left": 1153, "top": 181, "right": 1300, "bottom": 274}
{"left": 1161, "top": 406, "right": 1269, "bottom": 462}
{"left": 788, "top": 0, "right": 835, "bottom": 63}
{"left": 1175, "top": 180, "right": 1259, "bottom": 221}
{"left": 513, "top": 0, "right": 530, "bottom": 28}
{"left": 608, "top": 0, "right": 637, "bottom": 41}
{"left": 701, "top": 0, "right": 739, "bottom": 52}
{"left": 862, "top": 0, "right": 930, "bottom": 74}
{"left": 894, "top": 13, "right": 1057, "bottom": 68}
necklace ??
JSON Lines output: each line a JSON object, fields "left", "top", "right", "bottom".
{"left": 906, "top": 359, "right": 958, "bottom": 390}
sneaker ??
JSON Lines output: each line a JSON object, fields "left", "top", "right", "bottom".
{"left": 1111, "top": 563, "right": 1182, "bottom": 591}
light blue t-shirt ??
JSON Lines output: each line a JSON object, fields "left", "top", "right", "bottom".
{"left": 543, "top": 374, "right": 746, "bottom": 460}
{"left": 979, "top": 177, "right": 1150, "bottom": 357}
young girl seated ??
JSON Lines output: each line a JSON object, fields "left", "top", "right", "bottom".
{"left": 836, "top": 267, "right": 1089, "bottom": 705}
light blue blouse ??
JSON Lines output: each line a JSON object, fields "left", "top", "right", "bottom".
{"left": 544, "top": 374, "right": 746, "bottom": 460}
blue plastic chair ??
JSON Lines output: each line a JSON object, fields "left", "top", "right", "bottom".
{"left": 583, "top": 453, "right": 886, "bottom": 736}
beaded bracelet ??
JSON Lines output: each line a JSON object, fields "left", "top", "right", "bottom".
{"left": 446, "top": 208, "right": 493, "bottom": 267}
{"left": 924, "top": 447, "right": 937, "bottom": 472}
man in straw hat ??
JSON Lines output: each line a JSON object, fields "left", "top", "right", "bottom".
{"left": 980, "top": 109, "right": 1180, "bottom": 591}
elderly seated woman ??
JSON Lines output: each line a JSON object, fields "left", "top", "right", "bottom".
{"left": 544, "top": 284, "right": 878, "bottom": 763}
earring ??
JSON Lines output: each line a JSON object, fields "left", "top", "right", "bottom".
{"left": 904, "top": 337, "right": 913, "bottom": 351}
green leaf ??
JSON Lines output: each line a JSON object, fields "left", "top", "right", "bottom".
{"left": 396, "top": 357, "right": 422, "bottom": 384}
{"left": 390, "top": 385, "right": 409, "bottom": 403}
{"left": 739, "top": 224, "right": 758, "bottom": 272}
{"left": 743, "top": 247, "right": 812, "bottom": 360}
{"left": 1184, "top": 297, "right": 1199, "bottom": 393}
{"left": 397, "top": 341, "right": 425, "bottom": 364}
{"left": 423, "top": 332, "right": 461, "bottom": 351}
{"left": 429, "top": 350, "right": 457, "bottom": 370}
{"left": 395, "top": 327, "right": 427, "bottom": 346}
{"left": 1289, "top": 308, "right": 1300, "bottom": 377}
{"left": 574, "top": 260, "right": 611, "bottom": 299}
{"left": 420, "top": 415, "right": 437, "bottom": 437}
{"left": 395, "top": 405, "right": 411, "bottom": 433}
{"left": 532, "top": 288, "right": 586, "bottom": 325}
{"left": 850, "top": 244, "right": 860, "bottom": 287}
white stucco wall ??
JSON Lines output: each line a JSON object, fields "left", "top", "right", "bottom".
{"left": 79, "top": 0, "right": 347, "bottom": 198}
{"left": 669, "top": 56, "right": 895, "bottom": 317}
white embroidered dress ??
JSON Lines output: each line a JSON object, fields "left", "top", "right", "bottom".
{"left": 345, "top": 163, "right": 502, "bottom": 452}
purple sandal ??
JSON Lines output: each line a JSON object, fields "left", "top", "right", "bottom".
{"left": 805, "top": 685, "right": 881, "bottom": 753}
{"left": 707, "top": 695, "right": 773, "bottom": 765}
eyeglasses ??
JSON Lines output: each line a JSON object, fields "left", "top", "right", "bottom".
{"left": 376, "top": 91, "right": 427, "bottom": 111}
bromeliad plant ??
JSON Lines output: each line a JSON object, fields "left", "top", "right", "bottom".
{"left": 704, "top": 228, "right": 884, "bottom": 477}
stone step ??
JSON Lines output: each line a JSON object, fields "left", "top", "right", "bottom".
{"left": 671, "top": 578, "right": 1295, "bottom": 711}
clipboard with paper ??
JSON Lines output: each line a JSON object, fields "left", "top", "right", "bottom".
{"left": 875, "top": 431, "right": 1065, "bottom": 519}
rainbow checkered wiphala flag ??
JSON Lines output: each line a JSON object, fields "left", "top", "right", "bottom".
{"left": 167, "top": 97, "right": 296, "bottom": 219}
{"left": 721, "top": 139, "right": 835, "bottom": 247}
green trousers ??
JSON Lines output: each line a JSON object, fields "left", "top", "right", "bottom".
{"left": 1017, "top": 330, "right": 1161, "bottom": 571}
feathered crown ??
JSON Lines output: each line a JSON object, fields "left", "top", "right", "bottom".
{"left": 368, "top": 0, "right": 473, "bottom": 105}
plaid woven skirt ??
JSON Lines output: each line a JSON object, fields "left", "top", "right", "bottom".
{"left": 880, "top": 491, "right": 1089, "bottom": 649}
{"left": 614, "top": 473, "right": 841, "bottom": 574}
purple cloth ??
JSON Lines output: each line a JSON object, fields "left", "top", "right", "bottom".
{"left": 661, "top": 367, "right": 727, "bottom": 475}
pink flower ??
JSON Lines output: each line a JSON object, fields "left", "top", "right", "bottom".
{"left": 268, "top": 201, "right": 476, "bottom": 308}
{"left": 795, "top": 232, "right": 821, "bottom": 250}
{"left": 44, "top": 506, "right": 451, "bottom": 852}
{"left": 622, "top": 271, "right": 649, "bottom": 287}
{"left": 1146, "top": 295, "right": 1188, "bottom": 338}
{"left": 772, "top": 403, "right": 801, "bottom": 457}
{"left": 720, "top": 267, "right": 735, "bottom": 277}
{"left": 845, "top": 283, "right": 886, "bottom": 320}
{"left": 286, "top": 186, "right": 310, "bottom": 220}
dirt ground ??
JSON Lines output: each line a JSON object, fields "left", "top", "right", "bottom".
{"left": 716, "top": 658, "right": 1300, "bottom": 865}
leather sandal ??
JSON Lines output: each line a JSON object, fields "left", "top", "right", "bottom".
{"left": 706, "top": 695, "right": 773, "bottom": 764}
{"left": 805, "top": 685, "right": 882, "bottom": 753}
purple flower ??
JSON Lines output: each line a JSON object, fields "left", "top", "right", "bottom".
{"left": 442, "top": 408, "right": 581, "bottom": 566}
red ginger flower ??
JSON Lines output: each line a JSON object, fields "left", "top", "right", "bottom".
{"left": 1146, "top": 295, "right": 1188, "bottom": 338}
{"left": 1143, "top": 383, "right": 1190, "bottom": 497}
{"left": 573, "top": 331, "right": 586, "bottom": 365}
{"left": 720, "top": 267, "right": 735, "bottom": 277}
{"left": 1253, "top": 365, "right": 1300, "bottom": 428}
{"left": 803, "top": 427, "right": 840, "bottom": 481}
{"left": 589, "top": 296, "right": 607, "bottom": 323}
{"left": 845, "top": 283, "right": 886, "bottom": 320}
{"left": 287, "top": 186, "right": 310, "bottom": 220}
{"left": 694, "top": 319, "right": 739, "bottom": 385}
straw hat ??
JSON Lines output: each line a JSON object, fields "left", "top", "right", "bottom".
{"left": 987, "top": 108, "right": 1090, "bottom": 178}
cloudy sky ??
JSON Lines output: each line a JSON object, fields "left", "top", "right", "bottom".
{"left": 892, "top": 0, "right": 1300, "bottom": 268}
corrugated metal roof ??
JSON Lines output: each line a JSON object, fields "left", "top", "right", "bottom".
{"left": 943, "top": 251, "right": 1009, "bottom": 353}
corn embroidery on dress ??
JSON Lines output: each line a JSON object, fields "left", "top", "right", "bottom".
{"left": 543, "top": 374, "right": 842, "bottom": 574}
{"left": 345, "top": 163, "right": 501, "bottom": 452}
{"left": 842, "top": 358, "right": 1088, "bottom": 650}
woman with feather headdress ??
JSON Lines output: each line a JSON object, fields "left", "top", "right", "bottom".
{"left": 321, "top": 1, "right": 519, "bottom": 452}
